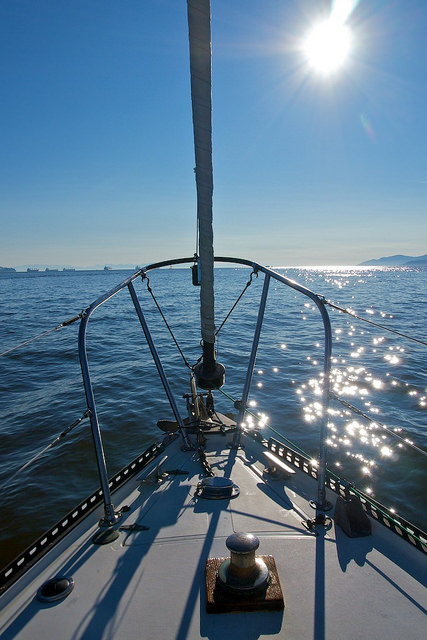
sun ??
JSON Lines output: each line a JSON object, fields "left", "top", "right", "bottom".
{"left": 303, "top": 18, "right": 352, "bottom": 75}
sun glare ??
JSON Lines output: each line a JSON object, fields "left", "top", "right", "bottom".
{"left": 303, "top": 18, "right": 352, "bottom": 75}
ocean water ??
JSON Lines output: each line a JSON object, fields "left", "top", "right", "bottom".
{"left": 0, "top": 265, "right": 426, "bottom": 569}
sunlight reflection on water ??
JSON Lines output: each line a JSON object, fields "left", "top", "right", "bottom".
{"left": 245, "top": 266, "right": 426, "bottom": 526}
{"left": 0, "top": 265, "right": 426, "bottom": 568}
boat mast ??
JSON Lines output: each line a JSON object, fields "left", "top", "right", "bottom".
{"left": 187, "top": 0, "right": 225, "bottom": 389}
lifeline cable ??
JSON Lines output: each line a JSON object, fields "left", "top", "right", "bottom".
{"left": 220, "top": 384, "right": 426, "bottom": 458}
{"left": 217, "top": 387, "right": 311, "bottom": 458}
{"left": 324, "top": 300, "right": 427, "bottom": 346}
{"left": 219, "top": 388, "right": 427, "bottom": 548}
{"left": 1, "top": 410, "right": 91, "bottom": 490}
{"left": 0, "top": 313, "right": 83, "bottom": 358}
{"left": 331, "top": 393, "right": 427, "bottom": 457}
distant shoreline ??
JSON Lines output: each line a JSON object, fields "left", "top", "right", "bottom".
{"left": 2, "top": 252, "right": 426, "bottom": 273}
{"left": 1, "top": 263, "right": 426, "bottom": 274}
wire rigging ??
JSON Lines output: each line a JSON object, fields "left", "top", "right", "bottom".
{"left": 1, "top": 410, "right": 90, "bottom": 490}
{"left": 218, "top": 389, "right": 426, "bottom": 546}
{"left": 215, "top": 269, "right": 258, "bottom": 337}
{"left": 143, "top": 275, "right": 193, "bottom": 370}
{"left": 143, "top": 269, "right": 258, "bottom": 370}
{"left": 2, "top": 284, "right": 424, "bottom": 361}
{"left": 0, "top": 313, "right": 83, "bottom": 358}
{"left": 217, "top": 387, "right": 311, "bottom": 458}
{"left": 331, "top": 394, "right": 427, "bottom": 458}
{"left": 324, "top": 300, "right": 427, "bottom": 346}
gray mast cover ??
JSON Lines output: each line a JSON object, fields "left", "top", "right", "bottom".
{"left": 187, "top": 0, "right": 215, "bottom": 345}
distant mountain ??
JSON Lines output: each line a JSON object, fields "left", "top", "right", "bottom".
{"left": 0, "top": 266, "right": 16, "bottom": 272}
{"left": 358, "top": 254, "right": 427, "bottom": 266}
{"left": 405, "top": 254, "right": 427, "bottom": 265}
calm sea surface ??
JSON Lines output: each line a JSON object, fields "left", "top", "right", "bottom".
{"left": 0, "top": 265, "right": 426, "bottom": 568}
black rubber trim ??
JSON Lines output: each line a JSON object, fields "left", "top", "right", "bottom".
{"left": 266, "top": 436, "right": 427, "bottom": 554}
{"left": 0, "top": 437, "right": 174, "bottom": 595}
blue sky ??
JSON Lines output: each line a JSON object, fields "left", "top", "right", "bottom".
{"left": 1, "top": 0, "right": 426, "bottom": 268}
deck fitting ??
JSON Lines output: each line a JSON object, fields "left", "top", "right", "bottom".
{"left": 263, "top": 450, "right": 296, "bottom": 479}
{"left": 92, "top": 527, "right": 120, "bottom": 545}
{"left": 195, "top": 477, "right": 239, "bottom": 500}
{"left": 206, "top": 533, "right": 284, "bottom": 613}
{"left": 218, "top": 533, "right": 269, "bottom": 593}
{"left": 334, "top": 495, "right": 372, "bottom": 537}
{"left": 36, "top": 576, "right": 74, "bottom": 603}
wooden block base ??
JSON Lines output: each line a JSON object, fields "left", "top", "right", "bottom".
{"left": 205, "top": 555, "right": 285, "bottom": 613}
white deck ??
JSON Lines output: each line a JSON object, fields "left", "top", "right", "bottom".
{"left": 0, "top": 432, "right": 426, "bottom": 639}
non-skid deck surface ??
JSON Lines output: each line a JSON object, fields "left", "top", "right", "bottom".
{"left": 0, "top": 433, "right": 426, "bottom": 639}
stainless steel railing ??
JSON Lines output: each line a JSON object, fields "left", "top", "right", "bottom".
{"left": 77, "top": 256, "right": 333, "bottom": 528}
